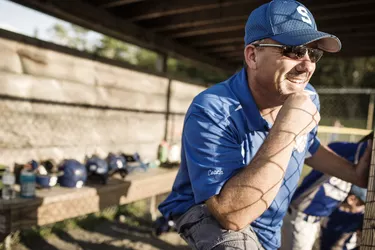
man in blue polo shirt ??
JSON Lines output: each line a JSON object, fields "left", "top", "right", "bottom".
{"left": 158, "top": 1, "right": 372, "bottom": 249}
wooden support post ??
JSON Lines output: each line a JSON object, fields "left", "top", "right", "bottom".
{"left": 149, "top": 195, "right": 157, "bottom": 221}
{"left": 0, "top": 207, "right": 13, "bottom": 250}
{"left": 155, "top": 53, "right": 167, "bottom": 74}
{"left": 164, "top": 79, "right": 172, "bottom": 142}
{"left": 367, "top": 94, "right": 375, "bottom": 130}
{"left": 361, "top": 127, "right": 375, "bottom": 248}
{"left": 155, "top": 53, "right": 172, "bottom": 142}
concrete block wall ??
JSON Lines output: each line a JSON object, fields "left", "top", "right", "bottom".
{"left": 0, "top": 36, "right": 206, "bottom": 166}
{"left": 167, "top": 80, "right": 206, "bottom": 143}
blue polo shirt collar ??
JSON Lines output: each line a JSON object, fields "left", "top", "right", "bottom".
{"left": 231, "top": 68, "right": 270, "bottom": 131}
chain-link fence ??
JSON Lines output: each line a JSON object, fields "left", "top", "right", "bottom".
{"left": 314, "top": 88, "right": 375, "bottom": 145}
{"left": 317, "top": 89, "right": 375, "bottom": 130}
{"left": 0, "top": 95, "right": 167, "bottom": 168}
{"left": 0, "top": 89, "right": 373, "bottom": 167}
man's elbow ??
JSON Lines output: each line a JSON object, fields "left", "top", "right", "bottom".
{"left": 206, "top": 199, "right": 253, "bottom": 231}
{"left": 206, "top": 196, "right": 256, "bottom": 231}
{"left": 212, "top": 208, "right": 260, "bottom": 231}
{"left": 219, "top": 219, "right": 249, "bottom": 231}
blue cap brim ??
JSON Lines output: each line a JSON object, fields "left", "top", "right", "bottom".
{"left": 271, "top": 29, "right": 342, "bottom": 53}
{"left": 350, "top": 185, "right": 367, "bottom": 203}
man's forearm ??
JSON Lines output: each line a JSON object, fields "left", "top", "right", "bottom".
{"left": 206, "top": 128, "right": 296, "bottom": 230}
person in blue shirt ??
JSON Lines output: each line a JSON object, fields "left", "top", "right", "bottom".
{"left": 281, "top": 132, "right": 372, "bottom": 250}
{"left": 158, "top": 1, "right": 372, "bottom": 249}
{"left": 320, "top": 185, "right": 367, "bottom": 250}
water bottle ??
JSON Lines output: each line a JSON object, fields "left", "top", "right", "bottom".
{"left": 158, "top": 140, "right": 169, "bottom": 163}
{"left": 2, "top": 167, "right": 16, "bottom": 200}
{"left": 20, "top": 169, "right": 36, "bottom": 198}
{"left": 168, "top": 143, "right": 181, "bottom": 163}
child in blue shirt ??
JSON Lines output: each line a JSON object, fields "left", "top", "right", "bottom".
{"left": 320, "top": 184, "right": 366, "bottom": 250}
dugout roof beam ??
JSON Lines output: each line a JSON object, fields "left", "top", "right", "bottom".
{"left": 10, "top": 0, "right": 375, "bottom": 73}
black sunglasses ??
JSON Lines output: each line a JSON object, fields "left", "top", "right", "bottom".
{"left": 252, "top": 44, "right": 324, "bottom": 63}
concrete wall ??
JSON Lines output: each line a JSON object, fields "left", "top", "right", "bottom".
{"left": 0, "top": 36, "right": 206, "bottom": 166}
{"left": 167, "top": 80, "right": 206, "bottom": 143}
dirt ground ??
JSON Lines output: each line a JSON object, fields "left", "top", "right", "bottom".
{"left": 12, "top": 219, "right": 188, "bottom": 250}
{"left": 9, "top": 218, "right": 325, "bottom": 250}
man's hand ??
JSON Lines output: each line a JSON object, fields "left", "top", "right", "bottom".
{"left": 275, "top": 92, "right": 320, "bottom": 137}
{"left": 355, "top": 140, "right": 373, "bottom": 188}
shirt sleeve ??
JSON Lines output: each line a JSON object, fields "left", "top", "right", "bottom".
{"left": 306, "top": 87, "right": 321, "bottom": 158}
{"left": 306, "top": 126, "right": 320, "bottom": 157}
{"left": 183, "top": 110, "right": 245, "bottom": 204}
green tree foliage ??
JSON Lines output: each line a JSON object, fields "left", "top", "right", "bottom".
{"left": 48, "top": 23, "right": 159, "bottom": 70}
{"left": 359, "top": 57, "right": 375, "bottom": 88}
{"left": 312, "top": 57, "right": 375, "bottom": 88}
{"left": 47, "top": 22, "right": 229, "bottom": 83}
{"left": 94, "top": 36, "right": 130, "bottom": 62}
{"left": 48, "top": 23, "right": 90, "bottom": 52}
{"left": 312, "top": 57, "right": 375, "bottom": 124}
{"left": 134, "top": 49, "right": 158, "bottom": 70}
{"left": 167, "top": 57, "right": 230, "bottom": 84}
{"left": 47, "top": 22, "right": 375, "bottom": 89}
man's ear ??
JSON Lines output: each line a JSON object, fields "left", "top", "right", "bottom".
{"left": 244, "top": 45, "right": 257, "bottom": 69}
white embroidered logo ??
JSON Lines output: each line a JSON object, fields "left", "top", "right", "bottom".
{"left": 297, "top": 6, "right": 312, "bottom": 25}
{"left": 294, "top": 134, "right": 307, "bottom": 153}
{"left": 208, "top": 169, "right": 224, "bottom": 176}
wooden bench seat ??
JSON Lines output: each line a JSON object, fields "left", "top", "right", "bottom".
{"left": 0, "top": 167, "right": 178, "bottom": 240}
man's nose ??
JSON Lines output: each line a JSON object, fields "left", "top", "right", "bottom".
{"left": 295, "top": 53, "right": 315, "bottom": 73}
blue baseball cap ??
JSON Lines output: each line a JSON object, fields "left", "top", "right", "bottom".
{"left": 244, "top": 0, "right": 341, "bottom": 53}
{"left": 350, "top": 185, "right": 367, "bottom": 203}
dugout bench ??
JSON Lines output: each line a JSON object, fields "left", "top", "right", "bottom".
{"left": 0, "top": 167, "right": 178, "bottom": 248}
